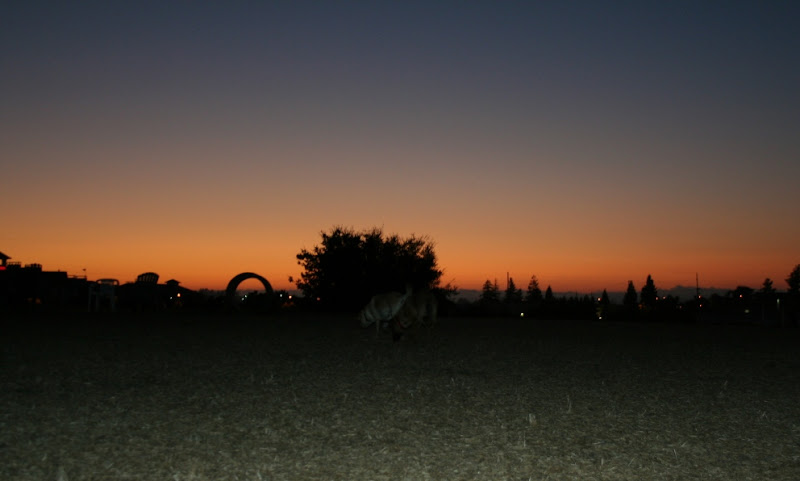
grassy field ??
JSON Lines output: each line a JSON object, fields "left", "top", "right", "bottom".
{"left": 2, "top": 313, "right": 799, "bottom": 480}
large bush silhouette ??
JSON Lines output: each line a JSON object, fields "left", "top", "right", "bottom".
{"left": 296, "top": 226, "right": 443, "bottom": 312}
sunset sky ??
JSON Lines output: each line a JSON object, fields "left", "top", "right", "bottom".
{"left": 3, "top": 2, "right": 798, "bottom": 295}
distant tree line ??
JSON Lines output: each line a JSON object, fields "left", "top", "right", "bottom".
{"left": 459, "top": 266, "right": 800, "bottom": 325}
{"left": 469, "top": 275, "right": 597, "bottom": 320}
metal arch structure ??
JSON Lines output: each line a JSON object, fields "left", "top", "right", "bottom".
{"left": 226, "top": 272, "right": 274, "bottom": 304}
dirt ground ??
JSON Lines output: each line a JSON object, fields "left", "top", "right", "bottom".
{"left": 2, "top": 313, "right": 799, "bottom": 480}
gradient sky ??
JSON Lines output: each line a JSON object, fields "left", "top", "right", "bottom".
{"left": 2, "top": 1, "right": 799, "bottom": 294}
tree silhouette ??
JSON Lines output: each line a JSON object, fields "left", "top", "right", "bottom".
{"left": 524, "top": 275, "right": 543, "bottom": 316}
{"left": 504, "top": 277, "right": 523, "bottom": 304}
{"left": 787, "top": 264, "right": 800, "bottom": 295}
{"left": 600, "top": 289, "right": 610, "bottom": 306}
{"left": 786, "top": 264, "right": 800, "bottom": 326}
{"left": 295, "top": 226, "right": 442, "bottom": 311}
{"left": 525, "top": 275, "right": 543, "bottom": 304}
{"left": 623, "top": 281, "right": 638, "bottom": 308}
{"left": 640, "top": 274, "right": 658, "bottom": 309}
{"left": 479, "top": 279, "right": 500, "bottom": 305}
{"left": 477, "top": 278, "right": 503, "bottom": 316}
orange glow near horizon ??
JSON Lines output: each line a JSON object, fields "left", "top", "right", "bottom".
{"left": 3, "top": 224, "right": 797, "bottom": 295}
{"left": 3, "top": 140, "right": 798, "bottom": 295}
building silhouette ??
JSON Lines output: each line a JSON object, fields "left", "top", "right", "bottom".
{"left": 0, "top": 252, "right": 87, "bottom": 312}
{"left": 0, "top": 251, "right": 198, "bottom": 314}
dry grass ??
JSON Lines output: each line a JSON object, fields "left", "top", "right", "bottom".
{"left": 2, "top": 314, "right": 799, "bottom": 480}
